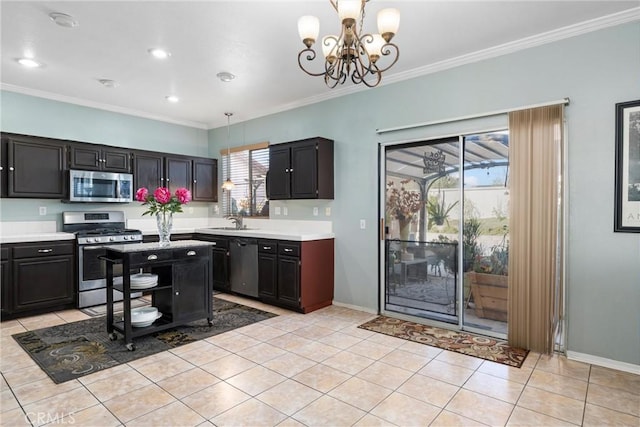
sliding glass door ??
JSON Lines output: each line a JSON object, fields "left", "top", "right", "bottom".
{"left": 381, "top": 130, "right": 509, "bottom": 338}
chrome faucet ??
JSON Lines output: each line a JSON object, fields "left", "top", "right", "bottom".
{"left": 226, "top": 215, "right": 244, "bottom": 230}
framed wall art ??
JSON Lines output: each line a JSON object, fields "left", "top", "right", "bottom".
{"left": 614, "top": 99, "right": 640, "bottom": 232}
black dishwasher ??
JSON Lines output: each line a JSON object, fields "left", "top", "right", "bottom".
{"left": 229, "top": 238, "right": 259, "bottom": 297}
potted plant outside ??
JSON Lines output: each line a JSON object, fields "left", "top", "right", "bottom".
{"left": 467, "top": 229, "right": 509, "bottom": 321}
{"left": 427, "top": 194, "right": 458, "bottom": 229}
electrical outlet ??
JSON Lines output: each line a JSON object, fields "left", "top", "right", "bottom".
{"left": 39, "top": 206, "right": 47, "bottom": 216}
{"left": 360, "top": 219, "right": 366, "bottom": 229}
{"left": 283, "top": 207, "right": 288, "bottom": 216}
{"left": 325, "top": 207, "right": 331, "bottom": 216}
{"left": 275, "top": 206, "right": 281, "bottom": 215}
{"left": 214, "top": 205, "right": 219, "bottom": 214}
{"left": 188, "top": 207, "right": 194, "bottom": 214}
{"left": 313, "top": 207, "right": 318, "bottom": 216}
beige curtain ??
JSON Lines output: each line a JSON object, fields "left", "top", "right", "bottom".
{"left": 508, "top": 105, "right": 564, "bottom": 354}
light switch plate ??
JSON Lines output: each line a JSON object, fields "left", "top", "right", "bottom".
{"left": 275, "top": 206, "right": 281, "bottom": 215}
{"left": 325, "top": 207, "right": 331, "bottom": 216}
{"left": 313, "top": 207, "right": 319, "bottom": 216}
{"left": 39, "top": 206, "right": 47, "bottom": 216}
{"left": 283, "top": 207, "right": 288, "bottom": 216}
{"left": 360, "top": 219, "right": 366, "bottom": 229}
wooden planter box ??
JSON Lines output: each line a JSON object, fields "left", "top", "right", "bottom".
{"left": 467, "top": 271, "right": 508, "bottom": 322}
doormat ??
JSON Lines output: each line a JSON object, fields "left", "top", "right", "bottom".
{"left": 80, "top": 296, "right": 152, "bottom": 317}
{"left": 358, "top": 315, "right": 528, "bottom": 368}
{"left": 12, "top": 298, "right": 277, "bottom": 384}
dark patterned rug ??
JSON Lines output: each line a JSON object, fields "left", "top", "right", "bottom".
{"left": 12, "top": 298, "right": 277, "bottom": 384}
{"left": 358, "top": 315, "right": 529, "bottom": 368}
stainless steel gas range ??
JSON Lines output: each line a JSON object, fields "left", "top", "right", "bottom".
{"left": 63, "top": 211, "right": 143, "bottom": 308}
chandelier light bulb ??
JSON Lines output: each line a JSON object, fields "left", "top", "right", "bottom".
{"left": 364, "top": 34, "right": 385, "bottom": 62}
{"left": 322, "top": 35, "right": 339, "bottom": 62}
{"left": 338, "top": 0, "right": 361, "bottom": 22}
{"left": 377, "top": 8, "right": 400, "bottom": 42}
{"left": 298, "top": 15, "right": 320, "bottom": 47}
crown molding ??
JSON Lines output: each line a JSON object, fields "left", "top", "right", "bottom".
{"left": 0, "top": 83, "right": 209, "bottom": 130}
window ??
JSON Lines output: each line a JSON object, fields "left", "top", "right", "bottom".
{"left": 221, "top": 144, "right": 269, "bottom": 217}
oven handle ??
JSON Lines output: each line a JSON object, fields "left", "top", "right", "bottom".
{"left": 83, "top": 245, "right": 106, "bottom": 250}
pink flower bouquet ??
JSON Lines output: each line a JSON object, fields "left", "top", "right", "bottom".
{"left": 135, "top": 186, "right": 191, "bottom": 216}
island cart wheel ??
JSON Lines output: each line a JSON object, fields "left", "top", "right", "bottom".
{"left": 126, "top": 343, "right": 136, "bottom": 351}
{"left": 108, "top": 333, "right": 118, "bottom": 341}
{"left": 208, "top": 319, "right": 214, "bottom": 326}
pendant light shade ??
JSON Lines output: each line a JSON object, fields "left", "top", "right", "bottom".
{"left": 222, "top": 112, "right": 235, "bottom": 190}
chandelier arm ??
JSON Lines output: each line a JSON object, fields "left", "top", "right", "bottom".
{"left": 373, "top": 43, "right": 400, "bottom": 74}
{"left": 298, "top": 48, "right": 332, "bottom": 77}
{"left": 329, "top": 0, "right": 338, "bottom": 13}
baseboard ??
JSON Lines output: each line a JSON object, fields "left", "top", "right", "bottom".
{"left": 567, "top": 351, "right": 640, "bottom": 375}
{"left": 332, "top": 300, "right": 378, "bottom": 314}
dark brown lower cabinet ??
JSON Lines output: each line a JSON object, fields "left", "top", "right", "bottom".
{"left": 5, "top": 240, "right": 76, "bottom": 318}
{"left": 195, "top": 234, "right": 230, "bottom": 292}
{"left": 1, "top": 248, "right": 10, "bottom": 317}
{"left": 258, "top": 239, "right": 334, "bottom": 313}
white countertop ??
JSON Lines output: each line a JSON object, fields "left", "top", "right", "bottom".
{"left": 194, "top": 228, "right": 334, "bottom": 242}
{"left": 0, "top": 232, "right": 76, "bottom": 244}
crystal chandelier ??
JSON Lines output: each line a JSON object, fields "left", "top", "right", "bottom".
{"left": 297, "top": 0, "right": 400, "bottom": 88}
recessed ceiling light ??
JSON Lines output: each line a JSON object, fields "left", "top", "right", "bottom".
{"left": 165, "top": 95, "right": 179, "bottom": 103}
{"left": 98, "top": 79, "right": 119, "bottom": 88}
{"left": 17, "top": 58, "right": 42, "bottom": 68}
{"left": 148, "top": 48, "right": 171, "bottom": 59}
{"left": 49, "top": 12, "right": 79, "bottom": 28}
{"left": 216, "top": 72, "right": 235, "bottom": 82}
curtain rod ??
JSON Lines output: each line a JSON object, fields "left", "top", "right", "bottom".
{"left": 376, "top": 97, "right": 570, "bottom": 135}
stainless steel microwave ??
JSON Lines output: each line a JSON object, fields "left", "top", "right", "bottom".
{"left": 68, "top": 170, "right": 133, "bottom": 203}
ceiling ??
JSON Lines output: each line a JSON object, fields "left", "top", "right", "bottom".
{"left": 2, "top": 1, "right": 639, "bottom": 129}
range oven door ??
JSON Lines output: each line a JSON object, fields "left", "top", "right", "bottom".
{"left": 79, "top": 245, "right": 123, "bottom": 291}
{"left": 78, "top": 244, "right": 141, "bottom": 308}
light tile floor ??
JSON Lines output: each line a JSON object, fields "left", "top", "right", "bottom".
{"left": 1, "top": 294, "right": 639, "bottom": 426}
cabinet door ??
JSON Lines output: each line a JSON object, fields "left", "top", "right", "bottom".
{"left": 173, "top": 258, "right": 210, "bottom": 322}
{"left": 134, "top": 153, "right": 163, "bottom": 191}
{"left": 12, "top": 256, "right": 74, "bottom": 311}
{"left": 192, "top": 158, "right": 217, "bottom": 202}
{"left": 165, "top": 156, "right": 192, "bottom": 193}
{"left": 277, "top": 255, "right": 300, "bottom": 308}
{"left": 267, "top": 145, "right": 290, "bottom": 200}
{"left": 1, "top": 138, "right": 8, "bottom": 198}
{"left": 102, "top": 148, "right": 131, "bottom": 173}
{"left": 211, "top": 248, "right": 230, "bottom": 291}
{"left": 258, "top": 252, "right": 277, "bottom": 299}
{"left": 70, "top": 145, "right": 101, "bottom": 170}
{"left": 1, "top": 248, "right": 10, "bottom": 315}
{"left": 290, "top": 140, "right": 318, "bottom": 198}
{"left": 8, "top": 138, "right": 66, "bottom": 198}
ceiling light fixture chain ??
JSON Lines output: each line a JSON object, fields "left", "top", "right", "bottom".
{"left": 297, "top": 0, "right": 400, "bottom": 88}
{"left": 221, "top": 112, "right": 235, "bottom": 192}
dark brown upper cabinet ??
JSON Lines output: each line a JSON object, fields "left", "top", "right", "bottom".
{"left": 69, "top": 143, "right": 131, "bottom": 173}
{"left": 267, "top": 137, "right": 334, "bottom": 200}
{"left": 133, "top": 151, "right": 217, "bottom": 202}
{"left": 3, "top": 133, "right": 67, "bottom": 198}
{"left": 192, "top": 158, "right": 218, "bottom": 202}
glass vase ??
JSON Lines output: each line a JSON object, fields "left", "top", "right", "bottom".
{"left": 156, "top": 211, "right": 173, "bottom": 246}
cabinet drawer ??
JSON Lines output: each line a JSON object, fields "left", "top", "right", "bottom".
{"left": 279, "top": 242, "right": 300, "bottom": 257}
{"left": 173, "top": 246, "right": 209, "bottom": 259}
{"left": 258, "top": 240, "right": 277, "bottom": 254}
{"left": 129, "top": 250, "right": 173, "bottom": 265}
{"left": 12, "top": 242, "right": 73, "bottom": 259}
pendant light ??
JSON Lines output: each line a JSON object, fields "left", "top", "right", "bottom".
{"left": 221, "top": 112, "right": 235, "bottom": 191}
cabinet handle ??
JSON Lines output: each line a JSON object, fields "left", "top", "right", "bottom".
{"left": 289, "top": 168, "right": 293, "bottom": 172}
{"left": 9, "top": 166, "right": 14, "bottom": 171}
{"left": 38, "top": 249, "right": 53, "bottom": 253}
{"left": 193, "top": 179, "right": 197, "bottom": 183}
{"left": 187, "top": 250, "right": 196, "bottom": 256}
{"left": 284, "top": 248, "right": 293, "bottom": 252}
{"left": 147, "top": 254, "right": 158, "bottom": 260}
{"left": 263, "top": 246, "right": 271, "bottom": 250}
{"left": 175, "top": 291, "right": 180, "bottom": 296}
{"left": 285, "top": 168, "right": 289, "bottom": 172}
{"left": 210, "top": 242, "right": 217, "bottom": 246}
